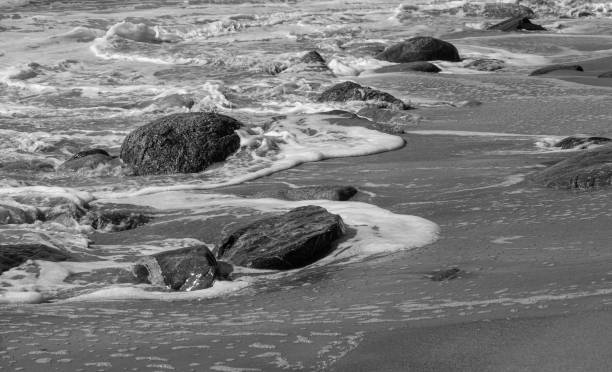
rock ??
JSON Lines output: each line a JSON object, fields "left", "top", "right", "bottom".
{"left": 426, "top": 267, "right": 461, "bottom": 281}
{"left": 374, "top": 62, "right": 441, "bottom": 74}
{"left": 465, "top": 58, "right": 505, "bottom": 71}
{"left": 597, "top": 71, "right": 612, "bottom": 78}
{"left": 529, "top": 64, "right": 584, "bottom": 76}
{"left": 133, "top": 245, "right": 227, "bottom": 291}
{"left": 82, "top": 204, "right": 153, "bottom": 232}
{"left": 317, "top": 81, "right": 410, "bottom": 110}
{"left": 120, "top": 112, "right": 242, "bottom": 175}
{"left": 375, "top": 37, "right": 461, "bottom": 63}
{"left": 284, "top": 186, "right": 357, "bottom": 201}
{"left": 487, "top": 16, "right": 546, "bottom": 32}
{"left": 0, "top": 202, "right": 41, "bottom": 225}
{"left": 216, "top": 205, "right": 346, "bottom": 270}
{"left": 531, "top": 144, "right": 612, "bottom": 190}
{"left": 300, "top": 50, "right": 325, "bottom": 65}
{"left": 554, "top": 135, "right": 611, "bottom": 150}
{"left": 0, "top": 244, "right": 71, "bottom": 274}
{"left": 59, "top": 149, "right": 117, "bottom": 171}
{"left": 481, "top": 3, "right": 534, "bottom": 18}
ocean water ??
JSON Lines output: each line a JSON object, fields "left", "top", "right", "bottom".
{"left": 1, "top": 0, "right": 612, "bottom": 306}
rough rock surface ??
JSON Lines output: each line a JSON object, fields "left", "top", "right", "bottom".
{"left": 529, "top": 64, "right": 584, "bottom": 76}
{"left": 465, "top": 59, "right": 505, "bottom": 71}
{"left": 554, "top": 136, "right": 611, "bottom": 150}
{"left": 133, "top": 245, "right": 228, "bottom": 291}
{"left": 374, "top": 62, "right": 441, "bottom": 74}
{"left": 120, "top": 112, "right": 242, "bottom": 175}
{"left": 216, "top": 205, "right": 346, "bottom": 270}
{"left": 480, "top": 3, "right": 534, "bottom": 18}
{"left": 317, "top": 81, "right": 410, "bottom": 110}
{"left": 531, "top": 144, "right": 612, "bottom": 190}
{"left": 488, "top": 16, "right": 546, "bottom": 31}
{"left": 0, "top": 244, "right": 71, "bottom": 274}
{"left": 82, "top": 204, "right": 153, "bottom": 232}
{"left": 375, "top": 37, "right": 461, "bottom": 63}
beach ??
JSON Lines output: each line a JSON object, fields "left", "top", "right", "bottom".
{"left": 1, "top": 0, "right": 612, "bottom": 370}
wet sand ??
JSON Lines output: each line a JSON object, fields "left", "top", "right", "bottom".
{"left": 2, "top": 57, "right": 612, "bottom": 371}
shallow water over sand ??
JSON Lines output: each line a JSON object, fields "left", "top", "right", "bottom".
{"left": 1, "top": 0, "right": 612, "bottom": 370}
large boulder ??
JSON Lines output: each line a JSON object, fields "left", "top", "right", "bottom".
{"left": 133, "top": 245, "right": 231, "bottom": 291}
{"left": 1, "top": 244, "right": 71, "bottom": 274}
{"left": 374, "top": 62, "right": 441, "bottom": 74}
{"left": 59, "top": 148, "right": 118, "bottom": 171}
{"left": 531, "top": 144, "right": 612, "bottom": 190}
{"left": 375, "top": 37, "right": 461, "bottom": 63}
{"left": 529, "top": 64, "right": 583, "bottom": 76}
{"left": 317, "top": 81, "right": 410, "bottom": 110}
{"left": 554, "top": 135, "right": 611, "bottom": 150}
{"left": 488, "top": 16, "right": 546, "bottom": 31}
{"left": 120, "top": 112, "right": 242, "bottom": 175}
{"left": 216, "top": 205, "right": 346, "bottom": 270}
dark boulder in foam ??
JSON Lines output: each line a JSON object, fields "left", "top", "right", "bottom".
{"left": 529, "top": 64, "right": 584, "bottom": 76}
{"left": 133, "top": 245, "right": 232, "bottom": 291}
{"left": 81, "top": 203, "right": 154, "bottom": 232}
{"left": 374, "top": 62, "right": 441, "bottom": 73}
{"left": 260, "top": 185, "right": 358, "bottom": 201}
{"left": 554, "top": 136, "right": 611, "bottom": 150}
{"left": 1, "top": 244, "right": 71, "bottom": 274}
{"left": 375, "top": 37, "right": 461, "bottom": 63}
{"left": 465, "top": 59, "right": 505, "bottom": 71}
{"left": 531, "top": 144, "right": 612, "bottom": 190}
{"left": 120, "top": 112, "right": 242, "bottom": 175}
{"left": 216, "top": 205, "right": 346, "bottom": 270}
{"left": 317, "top": 81, "right": 411, "bottom": 110}
{"left": 488, "top": 16, "right": 546, "bottom": 32}
{"left": 59, "top": 148, "right": 118, "bottom": 171}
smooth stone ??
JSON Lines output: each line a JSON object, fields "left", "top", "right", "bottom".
{"left": 464, "top": 58, "right": 505, "bottom": 71}
{"left": 258, "top": 185, "right": 358, "bottom": 201}
{"left": 597, "top": 71, "right": 612, "bottom": 78}
{"left": 374, "top": 62, "right": 441, "bottom": 73}
{"left": 317, "top": 81, "right": 410, "bottom": 110}
{"left": 488, "top": 16, "right": 546, "bottom": 31}
{"left": 375, "top": 37, "right": 461, "bottom": 63}
{"left": 216, "top": 205, "right": 346, "bottom": 270}
{"left": 531, "top": 144, "right": 612, "bottom": 190}
{"left": 120, "top": 112, "right": 242, "bottom": 175}
{"left": 0, "top": 244, "right": 72, "bottom": 274}
{"left": 59, "top": 149, "right": 117, "bottom": 171}
{"left": 529, "top": 64, "right": 584, "bottom": 76}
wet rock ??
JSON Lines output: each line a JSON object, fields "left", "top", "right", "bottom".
{"left": 480, "top": 3, "right": 534, "bottom": 18}
{"left": 0, "top": 202, "right": 41, "bottom": 225}
{"left": 597, "top": 71, "right": 612, "bottom": 78}
{"left": 216, "top": 205, "right": 346, "bottom": 270}
{"left": 426, "top": 267, "right": 460, "bottom": 281}
{"left": 0, "top": 244, "right": 72, "bottom": 274}
{"left": 531, "top": 144, "right": 612, "bottom": 190}
{"left": 273, "top": 50, "right": 331, "bottom": 75}
{"left": 133, "top": 245, "right": 229, "bottom": 291}
{"left": 375, "top": 37, "right": 461, "bottom": 63}
{"left": 300, "top": 50, "right": 326, "bottom": 65}
{"left": 317, "top": 81, "right": 410, "bottom": 110}
{"left": 120, "top": 112, "right": 242, "bottom": 175}
{"left": 465, "top": 58, "right": 505, "bottom": 71}
{"left": 554, "top": 136, "right": 611, "bottom": 150}
{"left": 374, "top": 62, "right": 441, "bottom": 74}
{"left": 59, "top": 149, "right": 117, "bottom": 171}
{"left": 261, "top": 185, "right": 358, "bottom": 201}
{"left": 82, "top": 204, "right": 153, "bottom": 232}
{"left": 529, "top": 64, "right": 584, "bottom": 76}
{"left": 488, "top": 16, "right": 546, "bottom": 32}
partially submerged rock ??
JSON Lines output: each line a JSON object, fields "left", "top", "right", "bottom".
{"left": 465, "top": 58, "right": 505, "bottom": 71}
{"left": 531, "top": 144, "right": 612, "bottom": 190}
{"left": 216, "top": 205, "right": 346, "bottom": 270}
{"left": 481, "top": 3, "right": 534, "bottom": 18}
{"left": 82, "top": 204, "right": 153, "bottom": 232}
{"left": 375, "top": 37, "right": 461, "bottom": 63}
{"left": 425, "top": 267, "right": 461, "bottom": 281}
{"left": 597, "top": 71, "right": 612, "bottom": 78}
{"left": 1, "top": 244, "right": 71, "bottom": 274}
{"left": 59, "top": 148, "right": 118, "bottom": 171}
{"left": 488, "top": 16, "right": 546, "bottom": 31}
{"left": 263, "top": 185, "right": 358, "bottom": 201}
{"left": 120, "top": 112, "right": 242, "bottom": 175}
{"left": 317, "top": 81, "right": 410, "bottom": 110}
{"left": 374, "top": 62, "right": 441, "bottom": 74}
{"left": 133, "top": 245, "right": 231, "bottom": 291}
{"left": 554, "top": 136, "right": 611, "bottom": 150}
{"left": 529, "top": 64, "right": 584, "bottom": 76}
